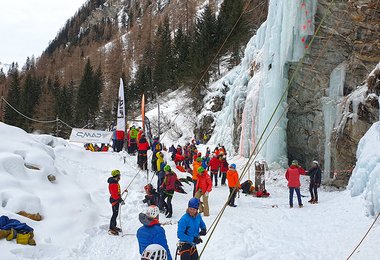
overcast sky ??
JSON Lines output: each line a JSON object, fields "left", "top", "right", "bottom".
{"left": 0, "top": 0, "right": 88, "bottom": 67}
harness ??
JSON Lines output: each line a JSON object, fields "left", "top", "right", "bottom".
{"left": 176, "top": 242, "right": 197, "bottom": 258}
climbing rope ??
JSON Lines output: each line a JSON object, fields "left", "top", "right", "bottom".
{"left": 346, "top": 212, "right": 380, "bottom": 260}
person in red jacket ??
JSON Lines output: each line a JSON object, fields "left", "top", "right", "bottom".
{"left": 137, "top": 134, "right": 150, "bottom": 170}
{"left": 285, "top": 160, "right": 306, "bottom": 208}
{"left": 209, "top": 154, "right": 221, "bottom": 187}
{"left": 108, "top": 169, "right": 128, "bottom": 235}
{"left": 159, "top": 165, "right": 177, "bottom": 218}
{"left": 195, "top": 167, "right": 212, "bottom": 217}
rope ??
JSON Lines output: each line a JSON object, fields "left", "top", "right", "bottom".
{"left": 199, "top": 1, "right": 335, "bottom": 257}
{"left": 346, "top": 212, "right": 380, "bottom": 260}
{"left": 118, "top": 190, "right": 128, "bottom": 237}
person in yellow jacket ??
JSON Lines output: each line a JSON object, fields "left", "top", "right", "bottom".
{"left": 192, "top": 157, "right": 202, "bottom": 196}
{"left": 226, "top": 164, "right": 240, "bottom": 207}
{"left": 156, "top": 151, "right": 164, "bottom": 172}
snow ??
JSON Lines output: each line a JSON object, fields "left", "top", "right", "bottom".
{"left": 1, "top": 115, "right": 380, "bottom": 259}
{"left": 204, "top": 0, "right": 317, "bottom": 166}
{"left": 349, "top": 122, "right": 380, "bottom": 216}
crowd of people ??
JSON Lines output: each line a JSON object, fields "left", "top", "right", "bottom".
{"left": 103, "top": 129, "right": 322, "bottom": 259}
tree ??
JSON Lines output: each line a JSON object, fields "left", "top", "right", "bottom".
{"left": 32, "top": 78, "right": 56, "bottom": 133}
{"left": 75, "top": 59, "right": 94, "bottom": 126}
{"left": 4, "top": 63, "right": 22, "bottom": 127}
{"left": 173, "top": 24, "right": 192, "bottom": 84}
{"left": 20, "top": 70, "right": 42, "bottom": 130}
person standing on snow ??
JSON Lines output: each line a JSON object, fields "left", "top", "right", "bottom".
{"left": 137, "top": 205, "right": 172, "bottom": 260}
{"left": 159, "top": 165, "right": 177, "bottom": 218}
{"left": 306, "top": 160, "right": 322, "bottom": 204}
{"left": 220, "top": 155, "right": 229, "bottom": 186}
{"left": 226, "top": 163, "right": 240, "bottom": 207}
{"left": 195, "top": 166, "right": 212, "bottom": 217}
{"left": 285, "top": 160, "right": 307, "bottom": 208}
{"left": 192, "top": 157, "right": 202, "bottom": 197}
{"left": 108, "top": 169, "right": 127, "bottom": 235}
{"left": 209, "top": 154, "right": 221, "bottom": 187}
{"left": 177, "top": 198, "right": 207, "bottom": 260}
{"left": 137, "top": 134, "right": 150, "bottom": 170}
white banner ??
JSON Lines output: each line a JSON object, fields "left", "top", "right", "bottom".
{"left": 117, "top": 78, "right": 126, "bottom": 132}
{"left": 69, "top": 128, "right": 113, "bottom": 143}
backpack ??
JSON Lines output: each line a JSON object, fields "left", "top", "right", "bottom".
{"left": 241, "top": 180, "right": 253, "bottom": 194}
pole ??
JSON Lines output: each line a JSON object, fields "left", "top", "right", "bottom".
{"left": 157, "top": 96, "right": 160, "bottom": 139}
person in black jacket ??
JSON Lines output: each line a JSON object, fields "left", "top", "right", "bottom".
{"left": 307, "top": 161, "right": 322, "bottom": 204}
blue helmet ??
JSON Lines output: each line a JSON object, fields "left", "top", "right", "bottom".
{"left": 188, "top": 198, "right": 200, "bottom": 209}
{"left": 230, "top": 163, "right": 236, "bottom": 169}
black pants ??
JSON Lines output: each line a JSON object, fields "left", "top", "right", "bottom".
{"left": 137, "top": 150, "right": 148, "bottom": 170}
{"left": 152, "top": 157, "right": 158, "bottom": 172}
{"left": 160, "top": 191, "right": 174, "bottom": 215}
{"left": 211, "top": 171, "right": 218, "bottom": 186}
{"left": 178, "top": 243, "right": 198, "bottom": 260}
{"left": 110, "top": 202, "right": 120, "bottom": 229}
{"left": 228, "top": 187, "right": 237, "bottom": 206}
{"left": 221, "top": 172, "right": 227, "bottom": 185}
{"left": 193, "top": 180, "right": 197, "bottom": 197}
{"left": 309, "top": 182, "right": 318, "bottom": 201}
{"left": 116, "top": 140, "right": 124, "bottom": 152}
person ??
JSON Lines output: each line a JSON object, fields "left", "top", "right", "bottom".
{"left": 141, "top": 244, "right": 168, "bottom": 260}
{"left": 177, "top": 198, "right": 207, "bottom": 260}
{"left": 226, "top": 164, "right": 241, "bottom": 207}
{"left": 285, "top": 160, "right": 306, "bottom": 208}
{"left": 306, "top": 160, "right": 322, "bottom": 204}
{"left": 129, "top": 125, "right": 139, "bottom": 154}
{"left": 195, "top": 166, "right": 212, "bottom": 217}
{"left": 143, "top": 183, "right": 160, "bottom": 206}
{"left": 151, "top": 137, "right": 162, "bottom": 171}
{"left": 115, "top": 129, "right": 125, "bottom": 152}
{"left": 159, "top": 165, "right": 177, "bottom": 218}
{"left": 192, "top": 157, "right": 202, "bottom": 197}
{"left": 107, "top": 169, "right": 127, "bottom": 235}
{"left": 220, "top": 155, "right": 229, "bottom": 185}
{"left": 137, "top": 205, "right": 172, "bottom": 260}
{"left": 138, "top": 134, "right": 150, "bottom": 170}
{"left": 209, "top": 154, "right": 221, "bottom": 187}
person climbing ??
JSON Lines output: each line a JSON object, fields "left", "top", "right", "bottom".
{"left": 220, "top": 155, "right": 229, "bottom": 186}
{"left": 226, "top": 164, "right": 241, "bottom": 207}
{"left": 137, "top": 205, "right": 172, "bottom": 260}
{"left": 137, "top": 134, "right": 150, "bottom": 170}
{"left": 209, "top": 154, "right": 221, "bottom": 187}
{"left": 285, "top": 160, "right": 307, "bottom": 208}
{"left": 107, "top": 169, "right": 128, "bottom": 235}
{"left": 195, "top": 166, "right": 212, "bottom": 217}
{"left": 176, "top": 198, "right": 207, "bottom": 260}
{"left": 306, "top": 160, "right": 322, "bottom": 204}
{"left": 159, "top": 165, "right": 177, "bottom": 218}
{"left": 192, "top": 157, "right": 202, "bottom": 196}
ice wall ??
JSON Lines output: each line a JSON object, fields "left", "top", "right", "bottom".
{"left": 322, "top": 61, "right": 347, "bottom": 178}
{"left": 348, "top": 122, "right": 380, "bottom": 216}
{"left": 209, "top": 0, "right": 317, "bottom": 165}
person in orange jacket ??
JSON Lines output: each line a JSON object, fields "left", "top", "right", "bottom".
{"left": 195, "top": 167, "right": 212, "bottom": 216}
{"left": 226, "top": 164, "right": 240, "bottom": 207}
{"left": 192, "top": 157, "right": 202, "bottom": 196}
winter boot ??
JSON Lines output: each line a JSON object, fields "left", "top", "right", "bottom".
{"left": 299, "top": 204, "right": 304, "bottom": 208}
{"left": 108, "top": 229, "right": 119, "bottom": 236}
{"left": 308, "top": 199, "right": 314, "bottom": 203}
{"left": 114, "top": 227, "right": 122, "bottom": 232}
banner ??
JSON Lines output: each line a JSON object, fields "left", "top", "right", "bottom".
{"left": 69, "top": 128, "right": 113, "bottom": 143}
{"left": 141, "top": 94, "right": 145, "bottom": 132}
{"left": 117, "top": 78, "right": 126, "bottom": 132}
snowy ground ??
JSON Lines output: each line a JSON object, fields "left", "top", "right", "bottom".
{"left": 0, "top": 122, "right": 379, "bottom": 260}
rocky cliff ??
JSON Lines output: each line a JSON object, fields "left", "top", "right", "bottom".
{"left": 287, "top": 0, "right": 379, "bottom": 186}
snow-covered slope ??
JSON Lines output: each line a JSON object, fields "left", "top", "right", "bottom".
{"left": 1, "top": 120, "right": 379, "bottom": 259}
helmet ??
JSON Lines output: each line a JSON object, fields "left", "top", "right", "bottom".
{"left": 312, "top": 160, "right": 319, "bottom": 166}
{"left": 111, "top": 169, "right": 120, "bottom": 177}
{"left": 153, "top": 136, "right": 159, "bottom": 141}
{"left": 196, "top": 157, "right": 202, "bottom": 162}
{"left": 146, "top": 205, "right": 160, "bottom": 219}
{"left": 292, "top": 160, "right": 299, "bottom": 165}
{"left": 188, "top": 197, "right": 200, "bottom": 209}
{"left": 141, "top": 244, "right": 167, "bottom": 260}
{"left": 164, "top": 165, "right": 171, "bottom": 172}
{"left": 230, "top": 164, "right": 236, "bottom": 169}
{"left": 197, "top": 166, "right": 205, "bottom": 173}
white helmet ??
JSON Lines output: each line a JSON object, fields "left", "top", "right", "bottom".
{"left": 146, "top": 205, "right": 160, "bottom": 219}
{"left": 141, "top": 244, "right": 167, "bottom": 260}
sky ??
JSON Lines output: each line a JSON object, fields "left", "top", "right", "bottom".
{"left": 0, "top": 0, "right": 87, "bottom": 67}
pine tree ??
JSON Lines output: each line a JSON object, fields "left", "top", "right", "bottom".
{"left": 32, "top": 78, "right": 56, "bottom": 133}
{"left": 4, "top": 63, "right": 22, "bottom": 127}
{"left": 173, "top": 25, "right": 192, "bottom": 84}
{"left": 75, "top": 59, "right": 94, "bottom": 126}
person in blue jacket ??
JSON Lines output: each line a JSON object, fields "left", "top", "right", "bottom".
{"left": 176, "top": 198, "right": 207, "bottom": 260}
{"left": 137, "top": 205, "right": 172, "bottom": 260}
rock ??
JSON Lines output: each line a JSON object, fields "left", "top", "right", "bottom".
{"left": 17, "top": 211, "right": 43, "bottom": 221}
{"left": 47, "top": 174, "right": 56, "bottom": 183}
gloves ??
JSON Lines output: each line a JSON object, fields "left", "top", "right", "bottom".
{"left": 199, "top": 229, "right": 207, "bottom": 236}
{"left": 193, "top": 237, "right": 203, "bottom": 244}
{"left": 120, "top": 199, "right": 125, "bottom": 205}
